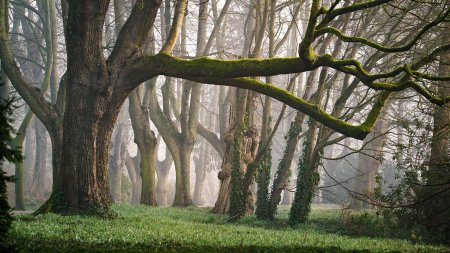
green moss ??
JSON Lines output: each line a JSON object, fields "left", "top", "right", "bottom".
{"left": 255, "top": 120, "right": 272, "bottom": 220}
{"left": 289, "top": 119, "right": 320, "bottom": 226}
{"left": 135, "top": 0, "right": 144, "bottom": 10}
{"left": 151, "top": 53, "right": 309, "bottom": 78}
{"left": 228, "top": 121, "right": 246, "bottom": 221}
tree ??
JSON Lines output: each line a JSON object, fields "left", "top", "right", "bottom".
{"left": 0, "top": 65, "right": 22, "bottom": 245}
{"left": 0, "top": 0, "right": 449, "bottom": 217}
{"left": 417, "top": 33, "right": 450, "bottom": 232}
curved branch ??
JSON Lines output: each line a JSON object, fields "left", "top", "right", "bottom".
{"left": 108, "top": 0, "right": 162, "bottom": 68}
{"left": 315, "top": 7, "right": 450, "bottom": 53}
{"left": 160, "top": 0, "right": 188, "bottom": 54}
{"left": 317, "top": 55, "right": 449, "bottom": 105}
{"left": 319, "top": 0, "right": 392, "bottom": 27}
{"left": 0, "top": 0, "right": 55, "bottom": 125}
{"left": 128, "top": 53, "right": 313, "bottom": 84}
{"left": 203, "top": 0, "right": 233, "bottom": 55}
{"left": 184, "top": 76, "right": 390, "bottom": 140}
{"left": 197, "top": 124, "right": 225, "bottom": 157}
{"left": 167, "top": 84, "right": 225, "bottom": 157}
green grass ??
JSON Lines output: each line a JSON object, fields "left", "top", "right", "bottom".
{"left": 4, "top": 204, "right": 449, "bottom": 252}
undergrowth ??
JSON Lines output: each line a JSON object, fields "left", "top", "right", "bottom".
{"left": 5, "top": 204, "right": 449, "bottom": 252}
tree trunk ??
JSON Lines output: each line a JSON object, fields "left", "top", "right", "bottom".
{"left": 14, "top": 159, "right": 25, "bottom": 210}
{"left": 421, "top": 39, "right": 450, "bottom": 228}
{"left": 172, "top": 141, "right": 194, "bottom": 206}
{"left": 267, "top": 69, "right": 318, "bottom": 219}
{"left": 193, "top": 134, "right": 211, "bottom": 206}
{"left": 29, "top": 119, "right": 48, "bottom": 202}
{"left": 139, "top": 137, "right": 158, "bottom": 206}
{"left": 350, "top": 114, "right": 388, "bottom": 209}
{"left": 289, "top": 118, "right": 321, "bottom": 225}
{"left": 37, "top": 1, "right": 130, "bottom": 216}
{"left": 156, "top": 145, "right": 172, "bottom": 206}
{"left": 124, "top": 151, "right": 141, "bottom": 204}
{"left": 52, "top": 97, "right": 119, "bottom": 216}
{"left": 268, "top": 112, "right": 304, "bottom": 219}
{"left": 211, "top": 143, "right": 233, "bottom": 213}
{"left": 129, "top": 88, "right": 158, "bottom": 206}
{"left": 109, "top": 123, "right": 124, "bottom": 203}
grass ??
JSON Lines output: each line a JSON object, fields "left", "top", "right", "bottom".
{"left": 4, "top": 204, "right": 449, "bottom": 252}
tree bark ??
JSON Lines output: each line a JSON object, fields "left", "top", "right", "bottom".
{"left": 421, "top": 37, "right": 450, "bottom": 228}
{"left": 124, "top": 151, "right": 141, "bottom": 204}
{"left": 350, "top": 114, "right": 388, "bottom": 208}
{"left": 29, "top": 119, "right": 49, "bottom": 202}
{"left": 156, "top": 145, "right": 172, "bottom": 206}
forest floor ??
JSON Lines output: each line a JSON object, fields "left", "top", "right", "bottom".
{"left": 4, "top": 204, "right": 449, "bottom": 252}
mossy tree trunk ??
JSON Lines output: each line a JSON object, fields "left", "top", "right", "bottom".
{"left": 254, "top": 0, "right": 277, "bottom": 220}
{"left": 267, "top": 68, "right": 318, "bottom": 219}
{"left": 289, "top": 117, "right": 321, "bottom": 225}
{"left": 289, "top": 47, "right": 333, "bottom": 224}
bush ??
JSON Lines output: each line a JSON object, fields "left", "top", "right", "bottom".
{"left": 0, "top": 98, "right": 22, "bottom": 249}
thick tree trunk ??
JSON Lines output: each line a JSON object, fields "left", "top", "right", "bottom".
{"left": 211, "top": 150, "right": 232, "bottom": 213}
{"left": 38, "top": 1, "right": 119, "bottom": 216}
{"left": 54, "top": 99, "right": 116, "bottom": 215}
{"left": 139, "top": 141, "right": 158, "bottom": 206}
{"left": 172, "top": 142, "right": 194, "bottom": 206}
{"left": 129, "top": 89, "right": 158, "bottom": 206}
{"left": 421, "top": 42, "right": 450, "bottom": 228}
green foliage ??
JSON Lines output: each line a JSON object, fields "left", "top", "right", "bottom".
{"left": 289, "top": 158, "right": 320, "bottom": 226}
{"left": 5, "top": 205, "right": 448, "bottom": 252}
{"left": 339, "top": 210, "right": 448, "bottom": 245}
{"left": 267, "top": 120, "right": 302, "bottom": 219}
{"left": 377, "top": 161, "right": 450, "bottom": 244}
{"left": 0, "top": 98, "right": 22, "bottom": 250}
{"left": 255, "top": 120, "right": 273, "bottom": 220}
{"left": 228, "top": 125, "right": 245, "bottom": 221}
{"left": 0, "top": 169, "right": 13, "bottom": 235}
{"left": 289, "top": 121, "right": 320, "bottom": 226}
{"left": 255, "top": 150, "right": 271, "bottom": 219}
{"left": 375, "top": 124, "right": 450, "bottom": 244}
